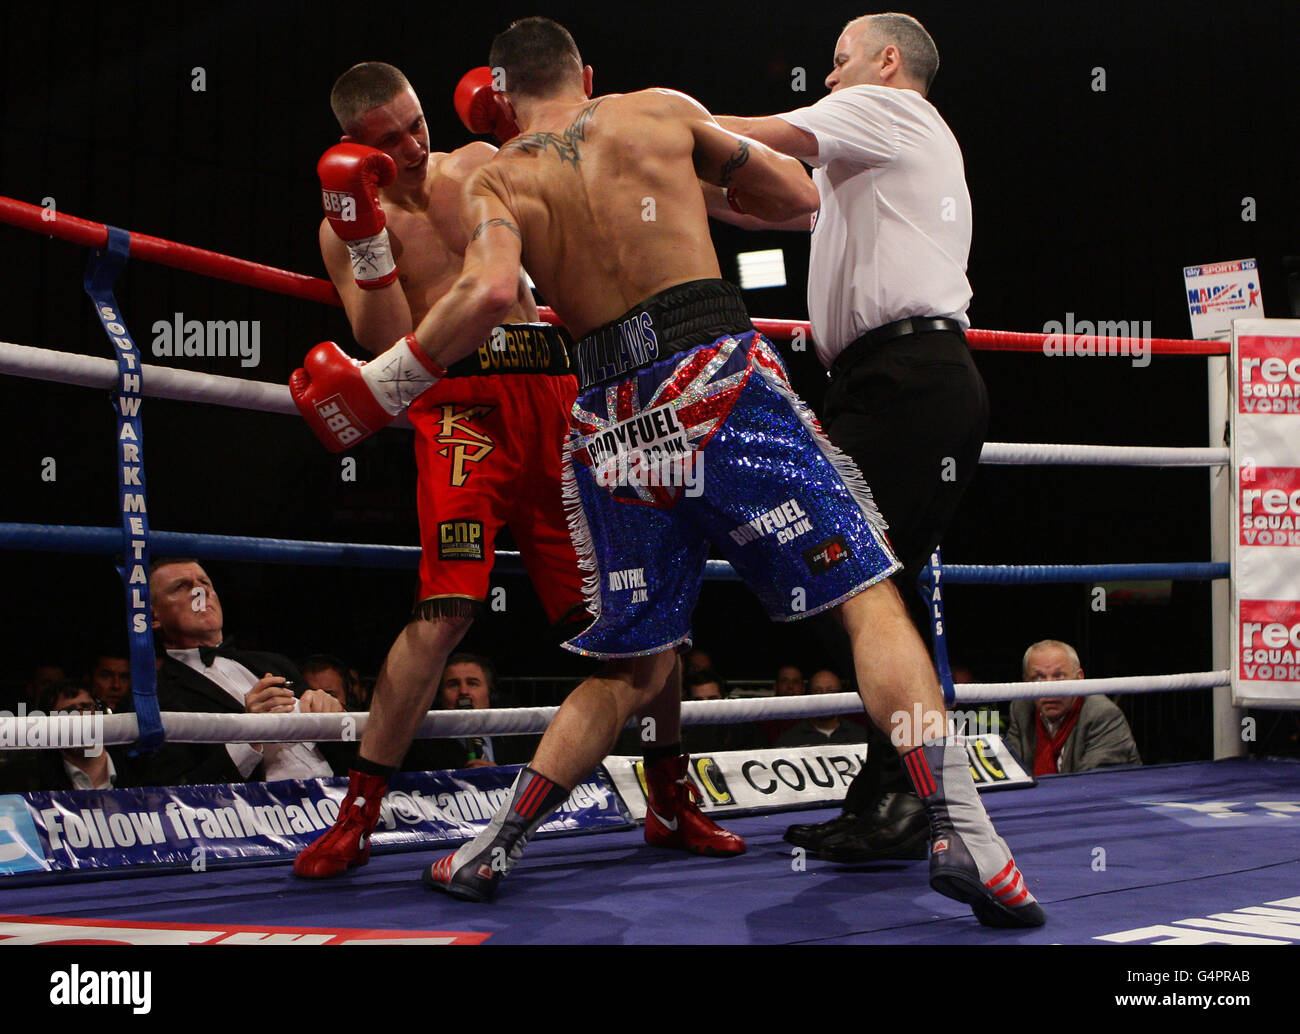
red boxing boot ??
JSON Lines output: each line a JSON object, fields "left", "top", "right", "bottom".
{"left": 293, "top": 770, "right": 387, "bottom": 878}
{"left": 643, "top": 754, "right": 746, "bottom": 857}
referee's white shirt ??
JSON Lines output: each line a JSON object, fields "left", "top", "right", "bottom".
{"left": 777, "top": 84, "right": 973, "bottom": 367}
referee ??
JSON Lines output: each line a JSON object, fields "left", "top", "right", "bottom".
{"left": 714, "top": 12, "right": 988, "bottom": 861}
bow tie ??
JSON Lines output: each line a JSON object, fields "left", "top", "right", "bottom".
{"left": 198, "top": 641, "right": 235, "bottom": 667}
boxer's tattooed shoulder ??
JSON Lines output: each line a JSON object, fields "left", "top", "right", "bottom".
{"left": 718, "top": 140, "right": 750, "bottom": 186}
{"left": 471, "top": 218, "right": 521, "bottom": 241}
{"left": 507, "top": 99, "right": 605, "bottom": 169}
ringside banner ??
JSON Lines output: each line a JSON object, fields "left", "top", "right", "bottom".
{"left": 604, "top": 737, "right": 1031, "bottom": 820}
{"left": 1232, "top": 318, "right": 1300, "bottom": 707}
{"left": 0, "top": 767, "right": 628, "bottom": 878}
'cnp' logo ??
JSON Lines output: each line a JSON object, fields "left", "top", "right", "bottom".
{"left": 434, "top": 405, "right": 496, "bottom": 486}
{"left": 438, "top": 521, "right": 484, "bottom": 562}
{"left": 316, "top": 396, "right": 366, "bottom": 446}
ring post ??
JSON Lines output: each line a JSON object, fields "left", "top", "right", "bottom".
{"left": 83, "top": 227, "right": 164, "bottom": 752}
{"left": 1208, "top": 353, "right": 1242, "bottom": 756}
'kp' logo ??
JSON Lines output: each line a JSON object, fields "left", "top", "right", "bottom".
{"left": 434, "top": 405, "right": 496, "bottom": 486}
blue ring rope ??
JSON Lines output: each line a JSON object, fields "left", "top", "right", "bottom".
{"left": 0, "top": 524, "right": 1228, "bottom": 584}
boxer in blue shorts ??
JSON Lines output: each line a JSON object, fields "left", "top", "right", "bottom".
{"left": 307, "top": 17, "right": 1045, "bottom": 928}
{"left": 563, "top": 280, "right": 900, "bottom": 658}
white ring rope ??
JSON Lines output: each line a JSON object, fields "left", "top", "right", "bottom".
{"left": 2, "top": 341, "right": 1227, "bottom": 467}
{"left": 979, "top": 442, "right": 1228, "bottom": 467}
{"left": 1, "top": 340, "right": 295, "bottom": 415}
{"left": 0, "top": 671, "right": 1229, "bottom": 747}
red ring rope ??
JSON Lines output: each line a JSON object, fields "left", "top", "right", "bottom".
{"left": 0, "top": 195, "right": 1227, "bottom": 356}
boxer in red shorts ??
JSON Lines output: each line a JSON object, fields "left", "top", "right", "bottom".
{"left": 293, "top": 62, "right": 742, "bottom": 878}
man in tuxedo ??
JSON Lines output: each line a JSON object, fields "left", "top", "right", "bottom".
{"left": 141, "top": 558, "right": 351, "bottom": 786}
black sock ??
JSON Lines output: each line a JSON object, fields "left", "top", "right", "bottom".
{"left": 353, "top": 754, "right": 396, "bottom": 780}
{"left": 643, "top": 741, "right": 683, "bottom": 764}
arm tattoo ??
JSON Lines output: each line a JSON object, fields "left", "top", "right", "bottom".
{"left": 505, "top": 99, "right": 605, "bottom": 169}
{"left": 471, "top": 218, "right": 521, "bottom": 241}
{"left": 718, "top": 139, "right": 750, "bottom": 187}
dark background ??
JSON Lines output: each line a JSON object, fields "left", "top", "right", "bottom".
{"left": 2, "top": 0, "right": 1296, "bottom": 760}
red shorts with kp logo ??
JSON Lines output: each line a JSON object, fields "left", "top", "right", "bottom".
{"left": 408, "top": 372, "right": 585, "bottom": 628}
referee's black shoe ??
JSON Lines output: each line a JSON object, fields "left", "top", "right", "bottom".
{"left": 783, "top": 811, "right": 862, "bottom": 851}
{"left": 817, "top": 792, "right": 929, "bottom": 863}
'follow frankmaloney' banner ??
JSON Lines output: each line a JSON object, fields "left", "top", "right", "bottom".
{"left": 1232, "top": 318, "right": 1300, "bottom": 707}
{"left": 0, "top": 767, "right": 628, "bottom": 878}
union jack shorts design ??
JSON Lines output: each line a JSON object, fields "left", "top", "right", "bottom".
{"left": 560, "top": 331, "right": 899, "bottom": 660}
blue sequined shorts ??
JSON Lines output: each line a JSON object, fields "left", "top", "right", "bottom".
{"left": 560, "top": 331, "right": 900, "bottom": 659}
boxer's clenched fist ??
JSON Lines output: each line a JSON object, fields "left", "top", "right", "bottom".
{"left": 454, "top": 67, "right": 519, "bottom": 143}
{"left": 318, "top": 143, "right": 399, "bottom": 289}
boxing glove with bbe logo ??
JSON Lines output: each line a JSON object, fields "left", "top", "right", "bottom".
{"left": 318, "top": 143, "right": 398, "bottom": 289}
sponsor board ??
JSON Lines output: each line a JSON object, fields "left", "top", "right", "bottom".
{"left": 1184, "top": 258, "right": 1263, "bottom": 341}
{"left": 0, "top": 768, "right": 628, "bottom": 878}
{"left": 604, "top": 737, "right": 1030, "bottom": 820}
{"left": 1232, "top": 320, "right": 1300, "bottom": 706}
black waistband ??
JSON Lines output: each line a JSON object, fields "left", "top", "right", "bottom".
{"left": 830, "top": 317, "right": 966, "bottom": 379}
{"left": 573, "top": 279, "right": 753, "bottom": 390}
{"left": 445, "top": 323, "right": 572, "bottom": 378}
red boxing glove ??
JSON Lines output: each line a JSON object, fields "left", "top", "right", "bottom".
{"left": 317, "top": 143, "right": 399, "bottom": 289}
{"left": 291, "top": 338, "right": 446, "bottom": 452}
{"left": 453, "top": 67, "right": 520, "bottom": 143}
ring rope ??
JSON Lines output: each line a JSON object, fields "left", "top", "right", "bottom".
{"left": 0, "top": 523, "right": 1225, "bottom": 586}
{"left": 0, "top": 195, "right": 1226, "bottom": 356}
{"left": 0, "top": 671, "right": 1230, "bottom": 747}
{"left": 0, "top": 341, "right": 1225, "bottom": 468}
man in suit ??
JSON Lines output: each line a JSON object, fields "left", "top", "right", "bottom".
{"left": 141, "top": 558, "right": 350, "bottom": 786}
{"left": 1005, "top": 639, "right": 1142, "bottom": 775}
{"left": 2, "top": 680, "right": 133, "bottom": 793}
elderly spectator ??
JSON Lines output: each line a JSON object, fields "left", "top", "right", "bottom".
{"left": 141, "top": 558, "right": 350, "bottom": 785}
{"left": 1005, "top": 639, "right": 1141, "bottom": 775}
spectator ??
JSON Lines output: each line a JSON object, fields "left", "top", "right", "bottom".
{"left": 1005, "top": 639, "right": 1142, "bottom": 775}
{"left": 763, "top": 663, "right": 807, "bottom": 745}
{"left": 142, "top": 558, "right": 350, "bottom": 785}
{"left": 684, "top": 649, "right": 714, "bottom": 675}
{"left": 301, "top": 655, "right": 353, "bottom": 710}
{"left": 87, "top": 651, "right": 131, "bottom": 712}
{"left": 776, "top": 670, "right": 870, "bottom": 748}
{"left": 21, "top": 680, "right": 134, "bottom": 792}
{"left": 24, "top": 663, "right": 66, "bottom": 708}
{"left": 681, "top": 669, "right": 762, "bottom": 755}
{"left": 435, "top": 653, "right": 535, "bottom": 767}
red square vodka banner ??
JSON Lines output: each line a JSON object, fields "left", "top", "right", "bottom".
{"left": 1233, "top": 319, "right": 1300, "bottom": 706}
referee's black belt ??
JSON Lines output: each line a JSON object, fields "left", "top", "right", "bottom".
{"left": 830, "top": 317, "right": 966, "bottom": 379}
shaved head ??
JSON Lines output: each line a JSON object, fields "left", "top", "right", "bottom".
{"left": 846, "top": 12, "right": 939, "bottom": 94}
